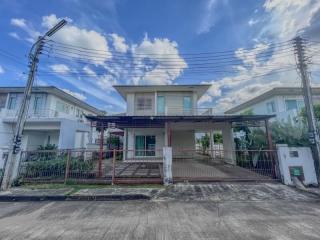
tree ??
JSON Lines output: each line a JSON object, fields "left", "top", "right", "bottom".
{"left": 213, "top": 133, "right": 223, "bottom": 144}
{"left": 200, "top": 133, "right": 210, "bottom": 154}
{"left": 233, "top": 120, "right": 310, "bottom": 150}
{"left": 271, "top": 121, "right": 309, "bottom": 146}
{"left": 299, "top": 104, "right": 320, "bottom": 124}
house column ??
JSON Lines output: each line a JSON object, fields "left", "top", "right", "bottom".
{"left": 222, "top": 122, "right": 236, "bottom": 165}
{"left": 265, "top": 119, "right": 273, "bottom": 151}
{"left": 209, "top": 130, "right": 214, "bottom": 158}
{"left": 164, "top": 122, "right": 171, "bottom": 147}
{"left": 98, "top": 125, "right": 104, "bottom": 178}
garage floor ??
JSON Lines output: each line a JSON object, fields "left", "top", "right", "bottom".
{"left": 173, "top": 158, "right": 272, "bottom": 180}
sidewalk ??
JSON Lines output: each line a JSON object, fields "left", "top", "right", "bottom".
{"left": 0, "top": 184, "right": 161, "bottom": 201}
{"left": 0, "top": 182, "right": 319, "bottom": 202}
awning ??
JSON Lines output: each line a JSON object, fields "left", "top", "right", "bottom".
{"left": 86, "top": 114, "right": 275, "bottom": 129}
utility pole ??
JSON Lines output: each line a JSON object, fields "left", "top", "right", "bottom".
{"left": 293, "top": 36, "right": 320, "bottom": 176}
{"left": 1, "top": 20, "right": 67, "bottom": 190}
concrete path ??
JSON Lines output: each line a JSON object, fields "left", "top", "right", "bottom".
{"left": 173, "top": 158, "right": 271, "bottom": 179}
{"left": 0, "top": 183, "right": 319, "bottom": 239}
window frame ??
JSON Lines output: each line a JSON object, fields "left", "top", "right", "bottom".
{"left": 157, "top": 95, "right": 165, "bottom": 115}
{"left": 266, "top": 101, "right": 276, "bottom": 113}
{"left": 7, "top": 94, "right": 17, "bottom": 110}
{"left": 285, "top": 99, "right": 298, "bottom": 111}
{"left": 134, "top": 135, "right": 156, "bottom": 157}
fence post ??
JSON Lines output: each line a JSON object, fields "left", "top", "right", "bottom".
{"left": 64, "top": 150, "right": 71, "bottom": 184}
{"left": 163, "top": 147, "right": 173, "bottom": 185}
{"left": 112, "top": 149, "right": 116, "bottom": 185}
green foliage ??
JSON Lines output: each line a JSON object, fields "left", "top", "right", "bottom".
{"left": 300, "top": 104, "right": 320, "bottom": 123}
{"left": 23, "top": 157, "right": 94, "bottom": 178}
{"left": 233, "top": 120, "right": 310, "bottom": 150}
{"left": 240, "top": 109, "right": 254, "bottom": 115}
{"left": 271, "top": 121, "right": 309, "bottom": 146}
{"left": 213, "top": 133, "right": 223, "bottom": 144}
{"left": 37, "top": 144, "right": 58, "bottom": 151}
{"left": 200, "top": 133, "right": 210, "bottom": 153}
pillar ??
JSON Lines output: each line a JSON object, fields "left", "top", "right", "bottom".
{"left": 222, "top": 122, "right": 236, "bottom": 164}
{"left": 265, "top": 119, "right": 273, "bottom": 151}
{"left": 209, "top": 130, "right": 214, "bottom": 158}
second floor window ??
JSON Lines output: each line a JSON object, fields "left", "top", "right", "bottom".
{"left": 33, "top": 95, "right": 44, "bottom": 114}
{"left": 8, "top": 94, "right": 17, "bottom": 110}
{"left": 183, "top": 96, "right": 192, "bottom": 113}
{"left": 0, "top": 93, "right": 7, "bottom": 108}
{"left": 157, "top": 96, "right": 165, "bottom": 114}
{"left": 136, "top": 96, "right": 152, "bottom": 110}
{"left": 56, "top": 100, "right": 70, "bottom": 114}
{"left": 285, "top": 99, "right": 304, "bottom": 111}
{"left": 266, "top": 101, "right": 276, "bottom": 113}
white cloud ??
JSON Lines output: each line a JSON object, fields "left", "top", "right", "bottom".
{"left": 197, "top": 0, "right": 219, "bottom": 34}
{"left": 96, "top": 75, "right": 117, "bottom": 91}
{"left": 62, "top": 88, "right": 87, "bottom": 101}
{"left": 8, "top": 32, "right": 21, "bottom": 40}
{"left": 199, "top": 0, "right": 320, "bottom": 111}
{"left": 42, "top": 14, "right": 112, "bottom": 65}
{"left": 0, "top": 65, "right": 4, "bottom": 74}
{"left": 10, "top": 18, "right": 40, "bottom": 40}
{"left": 248, "top": 18, "right": 259, "bottom": 26}
{"left": 262, "top": 0, "right": 320, "bottom": 40}
{"left": 110, "top": 33, "right": 128, "bottom": 53}
{"left": 198, "top": 93, "right": 213, "bottom": 104}
{"left": 10, "top": 18, "right": 27, "bottom": 28}
{"left": 131, "top": 35, "right": 187, "bottom": 85}
{"left": 49, "top": 64, "right": 70, "bottom": 73}
{"left": 83, "top": 65, "right": 117, "bottom": 92}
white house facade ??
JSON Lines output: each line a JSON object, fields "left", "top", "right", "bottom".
{"left": 225, "top": 87, "right": 320, "bottom": 123}
{"left": 0, "top": 86, "right": 103, "bottom": 159}
{"left": 88, "top": 84, "right": 249, "bottom": 163}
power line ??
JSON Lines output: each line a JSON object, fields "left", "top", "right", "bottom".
{"left": 45, "top": 38, "right": 293, "bottom": 56}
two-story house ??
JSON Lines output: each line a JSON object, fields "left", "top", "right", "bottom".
{"left": 224, "top": 87, "right": 320, "bottom": 123}
{"left": 0, "top": 86, "right": 103, "bottom": 159}
{"left": 87, "top": 84, "right": 275, "bottom": 166}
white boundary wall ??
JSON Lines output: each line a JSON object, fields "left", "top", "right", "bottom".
{"left": 277, "top": 144, "right": 318, "bottom": 186}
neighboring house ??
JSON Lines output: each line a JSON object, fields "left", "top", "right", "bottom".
{"left": 86, "top": 84, "right": 273, "bottom": 165}
{"left": 224, "top": 87, "right": 320, "bottom": 123}
{"left": 0, "top": 86, "right": 103, "bottom": 157}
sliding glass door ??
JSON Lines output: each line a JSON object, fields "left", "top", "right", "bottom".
{"left": 135, "top": 135, "right": 156, "bottom": 156}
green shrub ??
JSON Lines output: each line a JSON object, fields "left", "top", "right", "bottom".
{"left": 23, "top": 157, "right": 94, "bottom": 178}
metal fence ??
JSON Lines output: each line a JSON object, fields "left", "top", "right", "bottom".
{"left": 17, "top": 148, "right": 279, "bottom": 184}
{"left": 18, "top": 149, "right": 163, "bottom": 184}
{"left": 0, "top": 152, "right": 8, "bottom": 186}
{"left": 18, "top": 149, "right": 114, "bottom": 184}
{"left": 171, "top": 148, "right": 279, "bottom": 181}
{"left": 112, "top": 149, "right": 163, "bottom": 184}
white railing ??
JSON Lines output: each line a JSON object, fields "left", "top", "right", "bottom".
{"left": 1, "top": 108, "right": 87, "bottom": 122}
{"left": 164, "top": 107, "right": 213, "bottom": 116}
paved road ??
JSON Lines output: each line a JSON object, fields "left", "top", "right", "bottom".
{"left": 0, "top": 183, "right": 320, "bottom": 240}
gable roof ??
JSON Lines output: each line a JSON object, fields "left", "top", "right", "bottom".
{"left": 0, "top": 86, "right": 104, "bottom": 115}
{"left": 113, "top": 84, "right": 211, "bottom": 100}
{"left": 225, "top": 87, "right": 320, "bottom": 114}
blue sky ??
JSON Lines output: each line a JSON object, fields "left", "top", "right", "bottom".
{"left": 1, "top": 0, "right": 320, "bottom": 113}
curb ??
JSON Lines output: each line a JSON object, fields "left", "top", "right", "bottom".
{"left": 0, "top": 194, "right": 151, "bottom": 202}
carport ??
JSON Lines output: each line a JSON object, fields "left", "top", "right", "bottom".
{"left": 86, "top": 114, "right": 278, "bottom": 182}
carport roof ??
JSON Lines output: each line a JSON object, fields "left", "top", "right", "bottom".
{"left": 86, "top": 114, "right": 275, "bottom": 128}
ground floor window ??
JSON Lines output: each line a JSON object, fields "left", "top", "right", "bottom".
{"left": 135, "top": 135, "right": 156, "bottom": 156}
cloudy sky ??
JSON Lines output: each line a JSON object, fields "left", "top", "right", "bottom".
{"left": 1, "top": 0, "right": 320, "bottom": 113}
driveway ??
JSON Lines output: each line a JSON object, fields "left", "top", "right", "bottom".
{"left": 173, "top": 158, "right": 272, "bottom": 180}
{"left": 0, "top": 183, "right": 319, "bottom": 240}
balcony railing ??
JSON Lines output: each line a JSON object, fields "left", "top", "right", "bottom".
{"left": 1, "top": 108, "right": 86, "bottom": 122}
{"left": 135, "top": 107, "right": 213, "bottom": 116}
